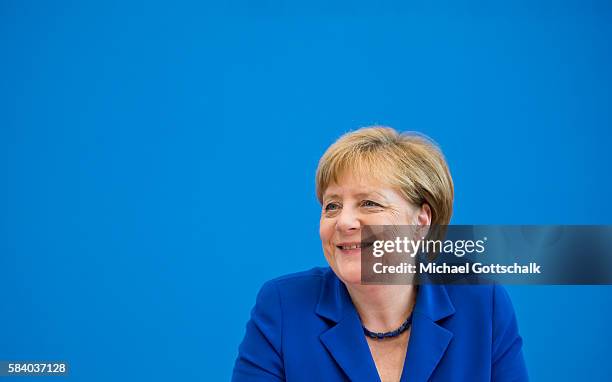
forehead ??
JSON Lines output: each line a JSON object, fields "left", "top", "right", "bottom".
{"left": 322, "top": 171, "right": 397, "bottom": 200}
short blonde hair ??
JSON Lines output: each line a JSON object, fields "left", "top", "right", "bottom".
{"left": 315, "top": 126, "right": 454, "bottom": 226}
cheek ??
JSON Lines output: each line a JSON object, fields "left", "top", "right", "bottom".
{"left": 402, "top": 210, "right": 419, "bottom": 225}
{"left": 375, "top": 209, "right": 418, "bottom": 225}
{"left": 319, "top": 218, "right": 335, "bottom": 244}
{"left": 365, "top": 212, "right": 400, "bottom": 225}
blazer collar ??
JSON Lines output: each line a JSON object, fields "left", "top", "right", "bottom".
{"left": 315, "top": 268, "right": 455, "bottom": 382}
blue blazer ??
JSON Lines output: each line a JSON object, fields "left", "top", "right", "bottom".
{"left": 233, "top": 267, "right": 528, "bottom": 381}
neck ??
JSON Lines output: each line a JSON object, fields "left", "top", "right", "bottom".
{"left": 345, "top": 283, "right": 417, "bottom": 332}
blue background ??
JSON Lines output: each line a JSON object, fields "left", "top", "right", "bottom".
{"left": 1, "top": 1, "right": 611, "bottom": 380}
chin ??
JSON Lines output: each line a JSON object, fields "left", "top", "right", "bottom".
{"left": 333, "top": 257, "right": 362, "bottom": 285}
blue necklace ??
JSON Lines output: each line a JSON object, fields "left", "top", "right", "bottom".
{"left": 363, "top": 313, "right": 413, "bottom": 339}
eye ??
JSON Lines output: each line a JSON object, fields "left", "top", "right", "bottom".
{"left": 361, "top": 200, "right": 382, "bottom": 208}
{"left": 324, "top": 202, "right": 341, "bottom": 211}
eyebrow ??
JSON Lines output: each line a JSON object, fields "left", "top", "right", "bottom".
{"left": 356, "top": 191, "right": 389, "bottom": 202}
{"left": 323, "top": 193, "right": 340, "bottom": 201}
{"left": 322, "top": 191, "right": 389, "bottom": 203}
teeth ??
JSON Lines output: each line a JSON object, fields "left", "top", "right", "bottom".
{"left": 341, "top": 244, "right": 361, "bottom": 250}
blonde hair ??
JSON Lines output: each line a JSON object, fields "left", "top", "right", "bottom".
{"left": 315, "top": 126, "right": 454, "bottom": 225}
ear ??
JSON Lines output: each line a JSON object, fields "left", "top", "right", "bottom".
{"left": 417, "top": 203, "right": 432, "bottom": 226}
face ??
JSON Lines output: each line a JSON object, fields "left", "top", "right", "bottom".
{"left": 319, "top": 172, "right": 431, "bottom": 285}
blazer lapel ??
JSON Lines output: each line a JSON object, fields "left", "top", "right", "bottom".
{"left": 316, "top": 270, "right": 381, "bottom": 382}
{"left": 315, "top": 270, "right": 456, "bottom": 382}
{"left": 320, "top": 312, "right": 381, "bottom": 382}
{"left": 400, "top": 284, "right": 455, "bottom": 382}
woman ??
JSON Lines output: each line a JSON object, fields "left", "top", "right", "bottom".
{"left": 232, "top": 127, "right": 528, "bottom": 382}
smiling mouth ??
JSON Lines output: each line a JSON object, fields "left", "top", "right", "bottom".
{"left": 336, "top": 242, "right": 373, "bottom": 250}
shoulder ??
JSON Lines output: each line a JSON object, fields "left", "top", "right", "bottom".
{"left": 255, "top": 267, "right": 331, "bottom": 311}
{"left": 265, "top": 266, "right": 330, "bottom": 285}
{"left": 444, "top": 284, "right": 513, "bottom": 310}
{"left": 260, "top": 266, "right": 329, "bottom": 293}
{"left": 444, "top": 285, "right": 527, "bottom": 379}
{"left": 442, "top": 284, "right": 520, "bottom": 340}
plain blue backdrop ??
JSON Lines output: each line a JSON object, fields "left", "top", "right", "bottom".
{"left": 1, "top": 1, "right": 611, "bottom": 380}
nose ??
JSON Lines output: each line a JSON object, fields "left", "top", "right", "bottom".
{"left": 336, "top": 206, "right": 361, "bottom": 233}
